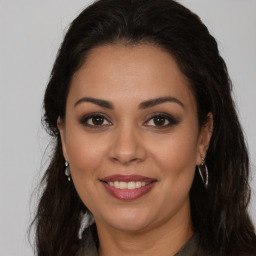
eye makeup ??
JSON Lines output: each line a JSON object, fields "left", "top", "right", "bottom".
{"left": 79, "top": 111, "right": 180, "bottom": 130}
{"left": 79, "top": 112, "right": 112, "bottom": 129}
{"left": 144, "top": 112, "right": 180, "bottom": 128}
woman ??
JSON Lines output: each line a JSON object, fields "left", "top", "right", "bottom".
{"left": 33, "top": 0, "right": 256, "bottom": 255}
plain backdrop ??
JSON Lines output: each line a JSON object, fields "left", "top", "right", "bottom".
{"left": 0, "top": 1, "right": 255, "bottom": 255}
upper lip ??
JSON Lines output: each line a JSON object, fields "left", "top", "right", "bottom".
{"left": 100, "top": 174, "right": 157, "bottom": 183}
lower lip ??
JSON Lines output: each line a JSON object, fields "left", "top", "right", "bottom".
{"left": 102, "top": 182, "right": 156, "bottom": 200}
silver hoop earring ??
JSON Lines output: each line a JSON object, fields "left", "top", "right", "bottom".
{"left": 65, "top": 161, "right": 71, "bottom": 182}
{"left": 198, "top": 157, "right": 208, "bottom": 188}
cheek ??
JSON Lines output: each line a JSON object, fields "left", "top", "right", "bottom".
{"left": 147, "top": 128, "right": 199, "bottom": 180}
{"left": 64, "top": 129, "right": 109, "bottom": 210}
{"left": 64, "top": 126, "right": 109, "bottom": 178}
{"left": 147, "top": 131, "right": 198, "bottom": 213}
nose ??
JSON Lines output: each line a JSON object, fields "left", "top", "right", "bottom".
{"left": 108, "top": 125, "right": 147, "bottom": 165}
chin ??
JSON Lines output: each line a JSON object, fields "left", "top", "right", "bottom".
{"left": 98, "top": 208, "right": 155, "bottom": 233}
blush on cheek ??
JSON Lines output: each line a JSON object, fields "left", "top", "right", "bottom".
{"left": 153, "top": 139, "right": 197, "bottom": 178}
{"left": 66, "top": 138, "right": 107, "bottom": 177}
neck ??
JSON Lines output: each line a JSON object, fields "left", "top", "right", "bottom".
{"left": 96, "top": 205, "right": 193, "bottom": 256}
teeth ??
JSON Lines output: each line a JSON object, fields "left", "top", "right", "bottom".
{"left": 128, "top": 181, "right": 135, "bottom": 189}
{"left": 119, "top": 181, "right": 127, "bottom": 189}
{"left": 114, "top": 181, "right": 120, "bottom": 188}
{"left": 107, "top": 181, "right": 149, "bottom": 189}
{"left": 135, "top": 181, "right": 141, "bottom": 188}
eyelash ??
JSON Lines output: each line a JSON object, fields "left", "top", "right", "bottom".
{"left": 80, "top": 112, "right": 179, "bottom": 129}
{"left": 80, "top": 113, "right": 112, "bottom": 128}
{"left": 144, "top": 112, "right": 179, "bottom": 128}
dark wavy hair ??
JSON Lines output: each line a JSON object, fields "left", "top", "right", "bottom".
{"left": 32, "top": 0, "right": 256, "bottom": 255}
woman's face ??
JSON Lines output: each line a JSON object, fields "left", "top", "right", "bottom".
{"left": 58, "top": 44, "right": 211, "bottom": 233}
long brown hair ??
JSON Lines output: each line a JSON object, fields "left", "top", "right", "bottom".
{"left": 32, "top": 0, "right": 256, "bottom": 255}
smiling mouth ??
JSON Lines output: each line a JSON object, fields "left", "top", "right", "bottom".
{"left": 105, "top": 181, "right": 150, "bottom": 189}
{"left": 100, "top": 175, "right": 157, "bottom": 200}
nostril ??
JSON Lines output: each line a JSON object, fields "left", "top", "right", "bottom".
{"left": 110, "top": 155, "right": 142, "bottom": 165}
{"left": 108, "top": 138, "right": 147, "bottom": 164}
{"left": 111, "top": 157, "right": 119, "bottom": 162}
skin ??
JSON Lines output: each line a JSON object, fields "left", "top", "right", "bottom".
{"left": 58, "top": 44, "right": 213, "bottom": 256}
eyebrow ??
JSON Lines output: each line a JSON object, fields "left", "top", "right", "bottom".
{"left": 139, "top": 96, "right": 184, "bottom": 109}
{"left": 74, "top": 97, "right": 114, "bottom": 109}
{"left": 74, "top": 96, "right": 184, "bottom": 109}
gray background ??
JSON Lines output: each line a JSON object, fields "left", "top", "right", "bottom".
{"left": 0, "top": 1, "right": 255, "bottom": 255}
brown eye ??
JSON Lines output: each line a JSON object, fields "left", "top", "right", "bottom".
{"left": 80, "top": 114, "right": 112, "bottom": 128}
{"left": 153, "top": 116, "right": 167, "bottom": 126}
{"left": 144, "top": 113, "right": 179, "bottom": 128}
{"left": 91, "top": 115, "right": 105, "bottom": 125}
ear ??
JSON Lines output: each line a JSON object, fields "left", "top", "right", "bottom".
{"left": 57, "top": 116, "right": 69, "bottom": 162}
{"left": 196, "top": 113, "right": 213, "bottom": 165}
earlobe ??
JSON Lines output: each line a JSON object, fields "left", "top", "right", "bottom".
{"left": 57, "top": 116, "right": 69, "bottom": 161}
{"left": 197, "top": 113, "right": 213, "bottom": 164}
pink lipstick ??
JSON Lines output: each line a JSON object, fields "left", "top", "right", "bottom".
{"left": 100, "top": 175, "right": 157, "bottom": 200}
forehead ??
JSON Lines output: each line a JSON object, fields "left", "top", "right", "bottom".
{"left": 69, "top": 43, "right": 196, "bottom": 110}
